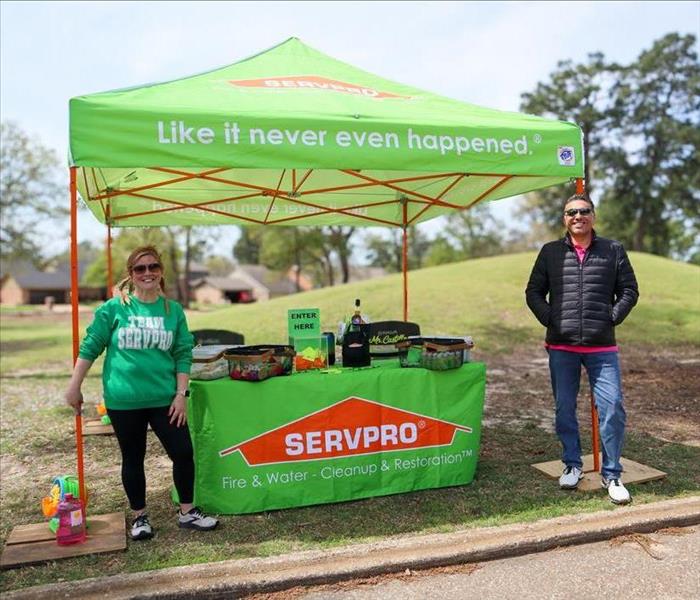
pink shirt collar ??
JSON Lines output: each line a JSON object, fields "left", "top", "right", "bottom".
{"left": 573, "top": 243, "right": 587, "bottom": 262}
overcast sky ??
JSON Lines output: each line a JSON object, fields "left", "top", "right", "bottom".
{"left": 2, "top": 0, "right": 698, "bottom": 253}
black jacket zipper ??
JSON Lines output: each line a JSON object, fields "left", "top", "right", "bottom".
{"left": 578, "top": 256, "right": 584, "bottom": 344}
{"left": 578, "top": 241, "right": 594, "bottom": 344}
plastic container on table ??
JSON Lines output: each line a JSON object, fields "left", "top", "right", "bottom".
{"left": 396, "top": 338, "right": 424, "bottom": 368}
{"left": 396, "top": 336, "right": 474, "bottom": 370}
{"left": 191, "top": 344, "right": 241, "bottom": 380}
{"left": 293, "top": 336, "right": 329, "bottom": 371}
{"left": 224, "top": 345, "right": 294, "bottom": 381}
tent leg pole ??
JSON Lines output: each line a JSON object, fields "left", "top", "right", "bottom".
{"left": 402, "top": 200, "right": 408, "bottom": 322}
{"left": 575, "top": 176, "right": 600, "bottom": 473}
{"left": 70, "top": 167, "right": 87, "bottom": 509}
{"left": 106, "top": 208, "right": 113, "bottom": 298}
{"left": 590, "top": 390, "right": 601, "bottom": 473}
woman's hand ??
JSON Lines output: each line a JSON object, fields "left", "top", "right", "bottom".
{"left": 65, "top": 358, "right": 93, "bottom": 416}
{"left": 169, "top": 393, "right": 187, "bottom": 427}
{"left": 65, "top": 387, "right": 84, "bottom": 416}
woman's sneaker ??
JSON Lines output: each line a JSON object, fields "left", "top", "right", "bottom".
{"left": 602, "top": 477, "right": 631, "bottom": 505}
{"left": 178, "top": 507, "right": 219, "bottom": 531}
{"left": 559, "top": 465, "right": 584, "bottom": 489}
{"left": 130, "top": 514, "right": 154, "bottom": 540}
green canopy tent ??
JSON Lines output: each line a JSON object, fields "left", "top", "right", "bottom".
{"left": 68, "top": 37, "right": 585, "bottom": 503}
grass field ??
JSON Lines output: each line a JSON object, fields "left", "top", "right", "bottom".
{"left": 2, "top": 251, "right": 698, "bottom": 375}
{"left": 0, "top": 251, "right": 698, "bottom": 592}
{"left": 188, "top": 251, "right": 700, "bottom": 348}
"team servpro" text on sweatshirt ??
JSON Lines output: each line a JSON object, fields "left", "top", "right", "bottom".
{"left": 79, "top": 295, "right": 193, "bottom": 410}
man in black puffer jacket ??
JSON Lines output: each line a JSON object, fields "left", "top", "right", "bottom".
{"left": 526, "top": 193, "right": 639, "bottom": 504}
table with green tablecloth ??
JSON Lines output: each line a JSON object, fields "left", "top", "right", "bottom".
{"left": 188, "top": 360, "right": 486, "bottom": 514}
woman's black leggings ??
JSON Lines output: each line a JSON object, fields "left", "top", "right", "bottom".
{"left": 107, "top": 406, "right": 194, "bottom": 510}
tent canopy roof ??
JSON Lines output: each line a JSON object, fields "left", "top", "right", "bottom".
{"left": 69, "top": 37, "right": 583, "bottom": 228}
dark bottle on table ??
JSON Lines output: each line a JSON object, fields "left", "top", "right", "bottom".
{"left": 351, "top": 298, "right": 364, "bottom": 328}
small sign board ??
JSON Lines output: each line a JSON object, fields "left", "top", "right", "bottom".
{"left": 367, "top": 321, "right": 421, "bottom": 346}
{"left": 367, "top": 321, "right": 421, "bottom": 358}
{"left": 287, "top": 308, "right": 321, "bottom": 340}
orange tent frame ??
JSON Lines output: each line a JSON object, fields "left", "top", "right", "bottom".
{"left": 69, "top": 169, "right": 598, "bottom": 510}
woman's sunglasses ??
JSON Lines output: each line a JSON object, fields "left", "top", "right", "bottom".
{"left": 564, "top": 208, "right": 593, "bottom": 217}
{"left": 132, "top": 262, "right": 162, "bottom": 274}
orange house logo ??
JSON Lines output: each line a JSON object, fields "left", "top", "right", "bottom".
{"left": 219, "top": 397, "right": 472, "bottom": 466}
{"left": 229, "top": 75, "right": 409, "bottom": 99}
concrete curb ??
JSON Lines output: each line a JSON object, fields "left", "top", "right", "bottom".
{"left": 6, "top": 496, "right": 700, "bottom": 600}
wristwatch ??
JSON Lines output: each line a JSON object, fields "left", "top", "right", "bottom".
{"left": 176, "top": 389, "right": 190, "bottom": 397}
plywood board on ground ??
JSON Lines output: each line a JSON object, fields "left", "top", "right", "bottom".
{"left": 82, "top": 417, "right": 114, "bottom": 436}
{"left": 1, "top": 512, "right": 126, "bottom": 568}
{"left": 531, "top": 454, "right": 666, "bottom": 491}
{"left": 81, "top": 419, "right": 151, "bottom": 436}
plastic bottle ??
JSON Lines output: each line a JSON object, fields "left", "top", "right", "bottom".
{"left": 56, "top": 493, "right": 86, "bottom": 545}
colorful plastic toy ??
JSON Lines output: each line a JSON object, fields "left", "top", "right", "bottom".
{"left": 97, "top": 401, "right": 111, "bottom": 425}
{"left": 41, "top": 476, "right": 88, "bottom": 533}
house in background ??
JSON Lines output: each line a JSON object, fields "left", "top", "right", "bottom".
{"left": 0, "top": 261, "right": 106, "bottom": 305}
{"left": 190, "top": 275, "right": 255, "bottom": 304}
{"left": 190, "top": 264, "right": 314, "bottom": 305}
{"left": 1, "top": 256, "right": 387, "bottom": 306}
{"left": 185, "top": 261, "right": 210, "bottom": 282}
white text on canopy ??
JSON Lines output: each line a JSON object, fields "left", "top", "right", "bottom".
{"left": 155, "top": 120, "right": 533, "bottom": 157}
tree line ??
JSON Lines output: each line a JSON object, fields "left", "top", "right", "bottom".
{"left": 520, "top": 32, "right": 698, "bottom": 261}
{"left": 2, "top": 32, "right": 698, "bottom": 290}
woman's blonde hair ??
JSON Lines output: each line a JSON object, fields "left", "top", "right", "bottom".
{"left": 116, "top": 245, "right": 169, "bottom": 313}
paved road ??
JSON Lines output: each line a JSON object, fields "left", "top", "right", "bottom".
{"left": 298, "top": 526, "right": 700, "bottom": 600}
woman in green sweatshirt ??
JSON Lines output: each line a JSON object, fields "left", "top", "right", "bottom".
{"left": 65, "top": 246, "right": 218, "bottom": 540}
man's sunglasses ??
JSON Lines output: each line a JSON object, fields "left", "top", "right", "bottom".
{"left": 132, "top": 262, "right": 162, "bottom": 274}
{"left": 564, "top": 208, "right": 593, "bottom": 217}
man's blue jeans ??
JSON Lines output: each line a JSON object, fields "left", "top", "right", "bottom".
{"left": 548, "top": 349, "right": 626, "bottom": 479}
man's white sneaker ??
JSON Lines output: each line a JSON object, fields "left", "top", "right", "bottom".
{"left": 559, "top": 466, "right": 584, "bottom": 489}
{"left": 178, "top": 506, "right": 219, "bottom": 531}
{"left": 602, "top": 477, "right": 631, "bottom": 504}
{"left": 130, "top": 514, "right": 153, "bottom": 541}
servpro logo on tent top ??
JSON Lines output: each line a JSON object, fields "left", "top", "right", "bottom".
{"left": 229, "top": 76, "right": 410, "bottom": 99}
{"left": 219, "top": 397, "right": 472, "bottom": 466}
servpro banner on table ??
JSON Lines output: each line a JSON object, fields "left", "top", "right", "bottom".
{"left": 188, "top": 361, "right": 485, "bottom": 514}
